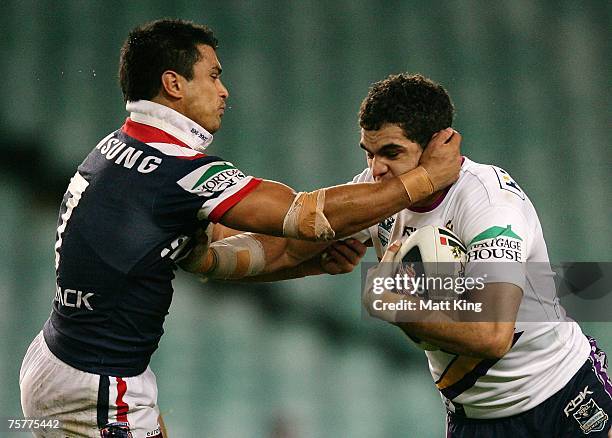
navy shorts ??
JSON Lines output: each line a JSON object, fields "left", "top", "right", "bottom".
{"left": 447, "top": 337, "right": 612, "bottom": 437}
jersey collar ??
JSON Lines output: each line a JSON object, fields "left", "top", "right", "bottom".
{"left": 408, "top": 156, "right": 467, "bottom": 213}
{"left": 125, "top": 100, "right": 214, "bottom": 152}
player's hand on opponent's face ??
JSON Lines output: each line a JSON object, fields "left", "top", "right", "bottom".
{"left": 419, "top": 127, "right": 462, "bottom": 191}
{"left": 320, "top": 239, "right": 367, "bottom": 275}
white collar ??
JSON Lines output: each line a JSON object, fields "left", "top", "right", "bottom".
{"left": 125, "top": 100, "right": 214, "bottom": 152}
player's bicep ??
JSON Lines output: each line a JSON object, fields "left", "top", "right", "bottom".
{"left": 218, "top": 179, "right": 296, "bottom": 236}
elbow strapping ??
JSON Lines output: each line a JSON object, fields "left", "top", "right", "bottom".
{"left": 282, "top": 190, "right": 336, "bottom": 241}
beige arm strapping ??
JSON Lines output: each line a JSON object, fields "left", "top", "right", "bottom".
{"left": 206, "top": 233, "right": 266, "bottom": 280}
{"left": 281, "top": 168, "right": 435, "bottom": 242}
{"left": 398, "top": 166, "right": 435, "bottom": 203}
{"left": 282, "top": 189, "right": 335, "bottom": 241}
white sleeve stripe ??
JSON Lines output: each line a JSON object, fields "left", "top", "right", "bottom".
{"left": 146, "top": 142, "right": 202, "bottom": 157}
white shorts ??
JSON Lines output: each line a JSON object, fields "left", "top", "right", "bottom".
{"left": 19, "top": 332, "right": 163, "bottom": 438}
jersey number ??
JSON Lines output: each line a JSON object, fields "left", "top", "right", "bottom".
{"left": 55, "top": 172, "right": 89, "bottom": 269}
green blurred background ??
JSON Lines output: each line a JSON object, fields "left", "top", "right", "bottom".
{"left": 1, "top": 1, "right": 610, "bottom": 437}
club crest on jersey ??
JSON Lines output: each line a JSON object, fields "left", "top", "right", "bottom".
{"left": 572, "top": 398, "right": 608, "bottom": 434}
{"left": 378, "top": 217, "right": 395, "bottom": 247}
{"left": 177, "top": 161, "right": 246, "bottom": 196}
{"left": 492, "top": 166, "right": 525, "bottom": 200}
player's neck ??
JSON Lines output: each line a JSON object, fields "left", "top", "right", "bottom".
{"left": 411, "top": 189, "right": 446, "bottom": 208}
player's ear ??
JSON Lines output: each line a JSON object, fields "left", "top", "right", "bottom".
{"left": 159, "top": 70, "right": 185, "bottom": 99}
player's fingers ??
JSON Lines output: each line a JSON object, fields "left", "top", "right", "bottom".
{"left": 428, "top": 127, "right": 454, "bottom": 148}
{"left": 365, "top": 239, "right": 404, "bottom": 286}
{"left": 381, "top": 240, "right": 401, "bottom": 263}
{"left": 328, "top": 244, "right": 353, "bottom": 263}
{"left": 444, "top": 130, "right": 462, "bottom": 159}
{"left": 445, "top": 129, "right": 461, "bottom": 146}
{"left": 330, "top": 240, "right": 365, "bottom": 264}
{"left": 329, "top": 246, "right": 361, "bottom": 274}
{"left": 341, "top": 238, "right": 368, "bottom": 257}
{"left": 321, "top": 251, "right": 343, "bottom": 274}
{"left": 327, "top": 246, "right": 352, "bottom": 268}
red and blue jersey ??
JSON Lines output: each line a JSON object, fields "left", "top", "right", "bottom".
{"left": 44, "top": 100, "right": 261, "bottom": 376}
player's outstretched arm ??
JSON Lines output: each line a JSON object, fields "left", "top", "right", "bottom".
{"left": 241, "top": 238, "right": 369, "bottom": 282}
{"left": 221, "top": 128, "right": 460, "bottom": 241}
{"left": 180, "top": 222, "right": 368, "bottom": 281}
{"left": 180, "top": 128, "right": 459, "bottom": 280}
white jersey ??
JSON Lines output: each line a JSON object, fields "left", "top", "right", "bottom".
{"left": 351, "top": 157, "right": 590, "bottom": 419}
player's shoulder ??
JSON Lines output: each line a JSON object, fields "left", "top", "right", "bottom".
{"left": 350, "top": 167, "right": 373, "bottom": 184}
{"left": 119, "top": 126, "right": 232, "bottom": 174}
{"left": 172, "top": 156, "right": 249, "bottom": 195}
{"left": 457, "top": 157, "right": 528, "bottom": 207}
{"left": 144, "top": 145, "right": 233, "bottom": 186}
{"left": 115, "top": 117, "right": 228, "bottom": 169}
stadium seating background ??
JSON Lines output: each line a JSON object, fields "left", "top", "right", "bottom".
{"left": 1, "top": 1, "right": 609, "bottom": 436}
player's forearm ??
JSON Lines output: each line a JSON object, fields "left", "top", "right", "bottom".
{"left": 324, "top": 127, "right": 464, "bottom": 238}
{"left": 210, "top": 225, "right": 324, "bottom": 273}
{"left": 239, "top": 257, "right": 326, "bottom": 282}
{"left": 222, "top": 169, "right": 439, "bottom": 242}
{"left": 181, "top": 226, "right": 330, "bottom": 280}
{"left": 322, "top": 178, "right": 411, "bottom": 239}
{"left": 366, "top": 291, "right": 512, "bottom": 359}
{"left": 222, "top": 127, "right": 460, "bottom": 241}
{"left": 231, "top": 234, "right": 328, "bottom": 276}
{"left": 396, "top": 320, "right": 512, "bottom": 359}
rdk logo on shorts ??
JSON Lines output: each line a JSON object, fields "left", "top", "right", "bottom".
{"left": 564, "top": 386, "right": 594, "bottom": 417}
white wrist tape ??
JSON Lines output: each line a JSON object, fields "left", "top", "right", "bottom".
{"left": 208, "top": 233, "right": 266, "bottom": 279}
{"left": 282, "top": 189, "right": 336, "bottom": 241}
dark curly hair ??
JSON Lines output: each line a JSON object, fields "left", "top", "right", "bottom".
{"left": 359, "top": 73, "right": 454, "bottom": 148}
{"left": 119, "top": 19, "right": 218, "bottom": 102}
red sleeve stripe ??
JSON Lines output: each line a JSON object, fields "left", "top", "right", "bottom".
{"left": 115, "top": 377, "right": 129, "bottom": 424}
{"left": 121, "top": 118, "right": 206, "bottom": 159}
{"left": 174, "top": 153, "right": 208, "bottom": 161}
{"left": 208, "top": 178, "right": 262, "bottom": 223}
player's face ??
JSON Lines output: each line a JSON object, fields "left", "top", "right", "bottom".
{"left": 181, "top": 44, "right": 229, "bottom": 133}
{"left": 360, "top": 124, "right": 423, "bottom": 182}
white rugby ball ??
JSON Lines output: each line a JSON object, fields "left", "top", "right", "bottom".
{"left": 392, "top": 225, "right": 467, "bottom": 351}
